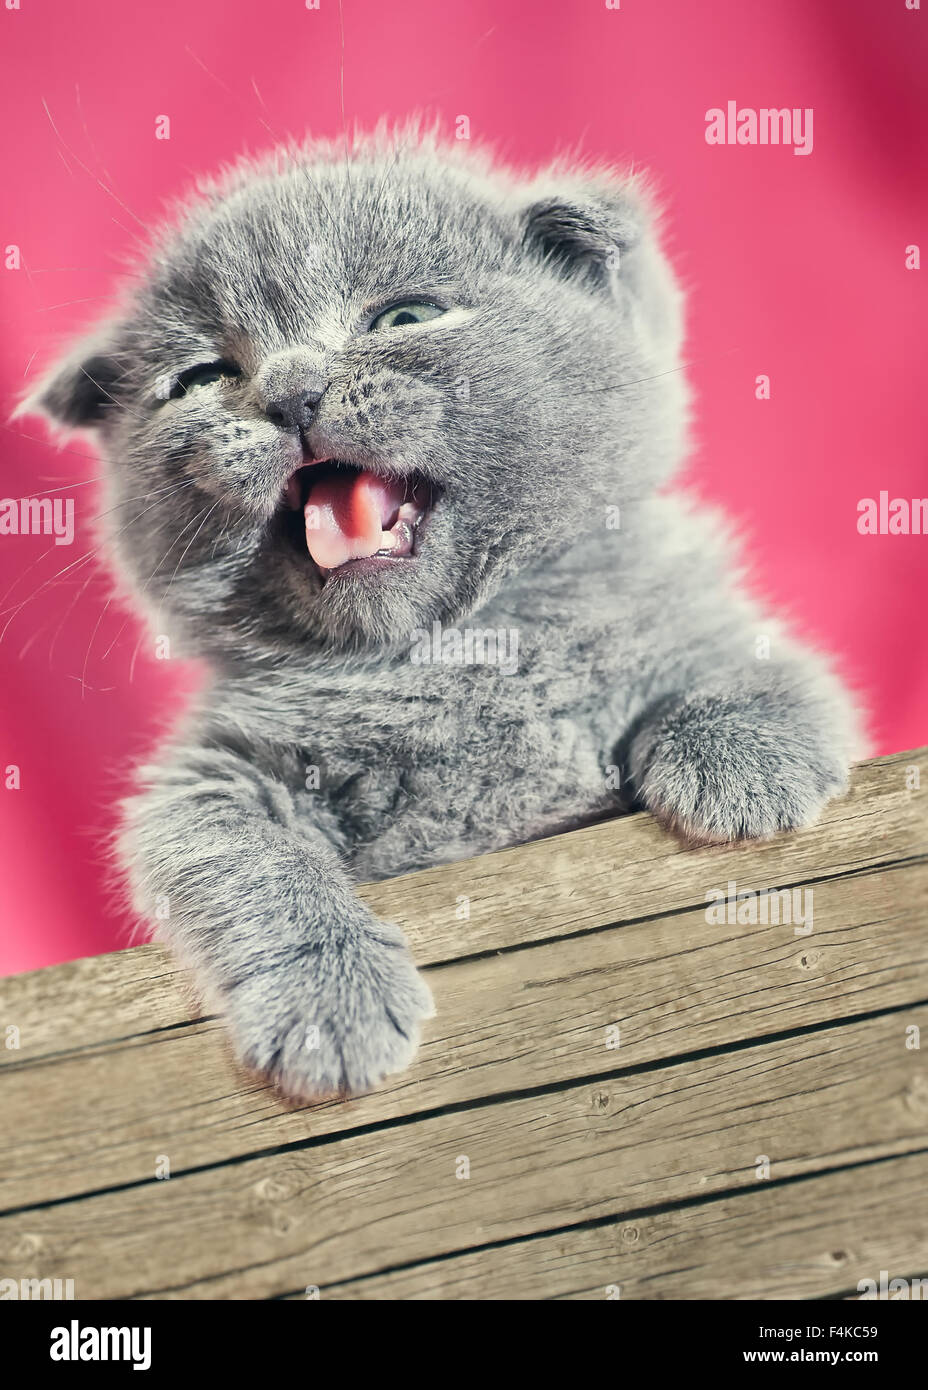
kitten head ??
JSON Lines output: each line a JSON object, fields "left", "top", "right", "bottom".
{"left": 20, "top": 129, "right": 686, "bottom": 656}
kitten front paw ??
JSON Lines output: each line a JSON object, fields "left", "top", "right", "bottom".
{"left": 222, "top": 916, "right": 434, "bottom": 1100}
{"left": 629, "top": 691, "right": 850, "bottom": 844}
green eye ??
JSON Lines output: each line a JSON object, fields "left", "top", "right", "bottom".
{"left": 169, "top": 360, "right": 240, "bottom": 399}
{"left": 369, "top": 301, "right": 446, "bottom": 332}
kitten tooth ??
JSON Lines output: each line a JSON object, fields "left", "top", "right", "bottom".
{"left": 390, "top": 519, "right": 415, "bottom": 555}
{"left": 284, "top": 474, "right": 302, "bottom": 510}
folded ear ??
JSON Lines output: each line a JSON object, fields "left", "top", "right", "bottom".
{"left": 13, "top": 325, "right": 125, "bottom": 429}
{"left": 519, "top": 181, "right": 645, "bottom": 291}
{"left": 518, "top": 172, "right": 683, "bottom": 361}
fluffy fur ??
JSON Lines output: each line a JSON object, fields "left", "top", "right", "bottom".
{"left": 21, "top": 130, "right": 862, "bottom": 1097}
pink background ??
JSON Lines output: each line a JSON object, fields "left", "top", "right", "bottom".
{"left": 1, "top": 0, "right": 926, "bottom": 975}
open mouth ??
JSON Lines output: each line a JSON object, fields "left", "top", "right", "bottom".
{"left": 281, "top": 460, "right": 434, "bottom": 580}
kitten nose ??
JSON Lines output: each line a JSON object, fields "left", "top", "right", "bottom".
{"left": 265, "top": 389, "right": 324, "bottom": 432}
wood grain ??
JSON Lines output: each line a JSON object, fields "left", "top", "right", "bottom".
{"left": 2, "top": 750, "right": 923, "bottom": 1064}
{"left": 1, "top": 858, "right": 925, "bottom": 1212}
{"left": 304, "top": 1151, "right": 928, "bottom": 1301}
{"left": 1, "top": 1008, "right": 926, "bottom": 1299}
{"left": 0, "top": 749, "right": 924, "bottom": 1299}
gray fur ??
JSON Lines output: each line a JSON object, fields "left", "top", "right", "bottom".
{"left": 20, "top": 129, "right": 862, "bottom": 1097}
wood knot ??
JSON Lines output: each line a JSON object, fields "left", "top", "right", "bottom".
{"left": 254, "top": 1176, "right": 291, "bottom": 1202}
{"left": 12, "top": 1232, "right": 42, "bottom": 1258}
{"left": 902, "top": 1073, "right": 928, "bottom": 1114}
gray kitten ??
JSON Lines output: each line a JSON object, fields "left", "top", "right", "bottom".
{"left": 20, "top": 131, "right": 861, "bottom": 1098}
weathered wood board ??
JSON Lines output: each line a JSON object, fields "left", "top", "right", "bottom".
{"left": 1, "top": 748, "right": 925, "bottom": 1299}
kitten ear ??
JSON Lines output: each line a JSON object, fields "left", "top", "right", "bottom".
{"left": 519, "top": 174, "right": 683, "bottom": 358}
{"left": 519, "top": 189, "right": 642, "bottom": 290}
{"left": 13, "top": 327, "right": 125, "bottom": 430}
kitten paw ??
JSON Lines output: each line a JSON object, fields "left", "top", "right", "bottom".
{"left": 222, "top": 917, "right": 434, "bottom": 1099}
{"left": 629, "top": 692, "right": 850, "bottom": 844}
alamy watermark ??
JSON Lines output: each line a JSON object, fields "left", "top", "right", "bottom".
{"left": 705, "top": 881, "right": 813, "bottom": 935}
{"left": 409, "top": 620, "right": 519, "bottom": 676}
{"left": 0, "top": 496, "right": 74, "bottom": 545}
{"left": 0, "top": 1276, "right": 75, "bottom": 1299}
{"left": 49, "top": 1320, "right": 151, "bottom": 1370}
{"left": 857, "top": 1271, "right": 927, "bottom": 1300}
{"left": 705, "top": 102, "right": 813, "bottom": 156}
{"left": 857, "top": 492, "right": 928, "bottom": 535}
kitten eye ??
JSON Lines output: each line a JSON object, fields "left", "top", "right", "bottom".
{"left": 169, "top": 360, "right": 240, "bottom": 399}
{"left": 369, "top": 301, "right": 446, "bottom": 332}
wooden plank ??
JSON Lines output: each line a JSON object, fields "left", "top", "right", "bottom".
{"left": 1, "top": 1008, "right": 926, "bottom": 1300}
{"left": 2, "top": 750, "right": 924, "bottom": 1067}
{"left": 299, "top": 1151, "right": 928, "bottom": 1301}
{"left": 0, "top": 943, "right": 189, "bottom": 1068}
{"left": 1, "top": 858, "right": 925, "bottom": 1212}
{"left": 367, "top": 748, "right": 928, "bottom": 964}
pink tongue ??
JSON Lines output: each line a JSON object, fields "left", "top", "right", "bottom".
{"left": 304, "top": 469, "right": 407, "bottom": 571}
